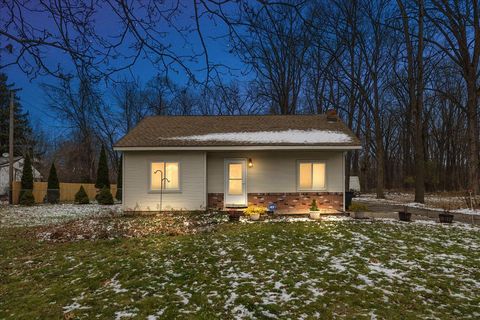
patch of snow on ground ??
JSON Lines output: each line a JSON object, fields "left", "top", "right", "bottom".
{"left": 167, "top": 129, "right": 352, "bottom": 144}
{"left": 0, "top": 203, "right": 122, "bottom": 227}
{"left": 231, "top": 304, "right": 255, "bottom": 319}
{"left": 147, "top": 307, "right": 166, "bottom": 319}
{"left": 454, "top": 208, "right": 480, "bottom": 216}
{"left": 358, "top": 274, "right": 374, "bottom": 286}
{"left": 63, "top": 292, "right": 90, "bottom": 313}
{"left": 175, "top": 288, "right": 191, "bottom": 305}
{"left": 114, "top": 309, "right": 138, "bottom": 320}
{"left": 330, "top": 257, "right": 347, "bottom": 272}
{"left": 109, "top": 273, "right": 128, "bottom": 294}
{"left": 369, "top": 263, "right": 405, "bottom": 280}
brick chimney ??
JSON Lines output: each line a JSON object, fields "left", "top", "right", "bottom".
{"left": 326, "top": 109, "right": 337, "bottom": 122}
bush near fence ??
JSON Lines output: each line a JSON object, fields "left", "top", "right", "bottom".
{"left": 12, "top": 182, "right": 117, "bottom": 204}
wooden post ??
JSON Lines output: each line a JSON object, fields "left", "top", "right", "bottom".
{"left": 8, "top": 91, "right": 14, "bottom": 205}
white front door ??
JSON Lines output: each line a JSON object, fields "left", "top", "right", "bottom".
{"left": 224, "top": 159, "right": 247, "bottom": 207}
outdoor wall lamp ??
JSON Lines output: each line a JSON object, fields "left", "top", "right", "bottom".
{"left": 248, "top": 158, "right": 253, "bottom": 168}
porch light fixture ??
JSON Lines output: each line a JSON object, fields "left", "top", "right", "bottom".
{"left": 248, "top": 158, "right": 253, "bottom": 168}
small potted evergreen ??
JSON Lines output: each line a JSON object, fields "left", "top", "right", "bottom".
{"left": 439, "top": 201, "right": 454, "bottom": 224}
{"left": 398, "top": 206, "right": 412, "bottom": 222}
{"left": 309, "top": 199, "right": 322, "bottom": 220}
{"left": 244, "top": 205, "right": 267, "bottom": 221}
{"left": 349, "top": 202, "right": 369, "bottom": 219}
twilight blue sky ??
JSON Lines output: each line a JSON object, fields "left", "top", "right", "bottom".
{"left": 3, "top": 2, "right": 246, "bottom": 134}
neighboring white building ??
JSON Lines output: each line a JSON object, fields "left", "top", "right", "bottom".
{"left": 114, "top": 114, "right": 362, "bottom": 213}
{"left": 349, "top": 176, "right": 361, "bottom": 192}
{"left": 0, "top": 156, "right": 43, "bottom": 195}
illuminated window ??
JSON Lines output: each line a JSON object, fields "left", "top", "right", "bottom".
{"left": 298, "top": 161, "right": 326, "bottom": 190}
{"left": 228, "top": 163, "right": 243, "bottom": 195}
{"left": 151, "top": 162, "right": 180, "bottom": 191}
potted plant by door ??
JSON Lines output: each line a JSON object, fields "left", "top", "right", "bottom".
{"left": 349, "top": 202, "right": 369, "bottom": 219}
{"left": 398, "top": 206, "right": 412, "bottom": 222}
{"left": 309, "top": 199, "right": 322, "bottom": 220}
{"left": 244, "top": 206, "right": 267, "bottom": 221}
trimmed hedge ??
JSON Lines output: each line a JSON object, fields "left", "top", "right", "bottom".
{"left": 20, "top": 154, "right": 34, "bottom": 200}
{"left": 19, "top": 189, "right": 35, "bottom": 206}
{"left": 75, "top": 186, "right": 90, "bottom": 204}
{"left": 97, "top": 187, "right": 114, "bottom": 205}
{"left": 95, "top": 146, "right": 110, "bottom": 189}
{"left": 47, "top": 162, "right": 60, "bottom": 203}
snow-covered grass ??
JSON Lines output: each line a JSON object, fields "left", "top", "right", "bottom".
{"left": 1, "top": 218, "right": 479, "bottom": 319}
{"left": 0, "top": 203, "right": 123, "bottom": 227}
{"left": 357, "top": 192, "right": 480, "bottom": 216}
{"left": 167, "top": 129, "right": 353, "bottom": 144}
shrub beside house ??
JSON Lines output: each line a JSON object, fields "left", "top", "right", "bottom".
{"left": 47, "top": 163, "right": 60, "bottom": 203}
{"left": 19, "top": 154, "right": 35, "bottom": 206}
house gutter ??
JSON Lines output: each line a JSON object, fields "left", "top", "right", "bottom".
{"left": 113, "top": 145, "right": 362, "bottom": 151}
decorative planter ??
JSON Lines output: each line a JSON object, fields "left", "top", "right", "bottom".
{"left": 398, "top": 211, "right": 412, "bottom": 222}
{"left": 439, "top": 213, "right": 454, "bottom": 224}
{"left": 309, "top": 211, "right": 322, "bottom": 220}
{"left": 351, "top": 211, "right": 366, "bottom": 219}
{"left": 249, "top": 213, "right": 260, "bottom": 221}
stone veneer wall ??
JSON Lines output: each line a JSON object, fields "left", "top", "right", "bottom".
{"left": 207, "top": 192, "right": 343, "bottom": 213}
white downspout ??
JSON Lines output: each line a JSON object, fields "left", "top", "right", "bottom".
{"left": 204, "top": 151, "right": 208, "bottom": 211}
{"left": 342, "top": 151, "right": 346, "bottom": 212}
{"left": 122, "top": 153, "right": 125, "bottom": 212}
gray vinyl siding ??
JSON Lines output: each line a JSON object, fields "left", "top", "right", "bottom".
{"left": 123, "top": 151, "right": 206, "bottom": 211}
{"left": 207, "top": 151, "right": 344, "bottom": 193}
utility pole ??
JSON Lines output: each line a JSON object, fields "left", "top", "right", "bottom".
{"left": 8, "top": 91, "right": 14, "bottom": 204}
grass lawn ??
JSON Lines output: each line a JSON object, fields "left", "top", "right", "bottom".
{"left": 1, "top": 218, "right": 479, "bottom": 319}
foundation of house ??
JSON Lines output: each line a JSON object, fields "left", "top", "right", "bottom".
{"left": 208, "top": 192, "right": 343, "bottom": 213}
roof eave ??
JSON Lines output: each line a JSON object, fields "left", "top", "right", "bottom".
{"left": 114, "top": 145, "right": 362, "bottom": 151}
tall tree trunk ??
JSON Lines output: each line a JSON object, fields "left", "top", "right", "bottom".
{"left": 397, "top": 0, "right": 425, "bottom": 202}
{"left": 372, "top": 73, "right": 385, "bottom": 198}
{"left": 466, "top": 77, "right": 479, "bottom": 194}
{"left": 414, "top": 0, "right": 425, "bottom": 203}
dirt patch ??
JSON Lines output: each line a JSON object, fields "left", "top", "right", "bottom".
{"left": 33, "top": 211, "right": 229, "bottom": 242}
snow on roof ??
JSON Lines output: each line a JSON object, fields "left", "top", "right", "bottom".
{"left": 167, "top": 129, "right": 353, "bottom": 144}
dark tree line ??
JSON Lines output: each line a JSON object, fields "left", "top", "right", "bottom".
{"left": 2, "top": 0, "right": 480, "bottom": 202}
{"left": 0, "top": 74, "right": 36, "bottom": 156}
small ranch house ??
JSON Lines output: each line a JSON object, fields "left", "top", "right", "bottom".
{"left": 114, "top": 114, "right": 361, "bottom": 213}
{"left": 0, "top": 155, "right": 42, "bottom": 196}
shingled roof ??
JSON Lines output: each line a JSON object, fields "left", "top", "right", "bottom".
{"left": 114, "top": 114, "right": 361, "bottom": 149}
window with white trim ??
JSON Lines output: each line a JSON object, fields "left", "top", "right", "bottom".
{"left": 151, "top": 162, "right": 180, "bottom": 191}
{"left": 298, "top": 161, "right": 326, "bottom": 191}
